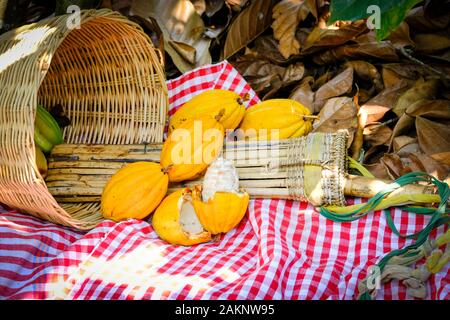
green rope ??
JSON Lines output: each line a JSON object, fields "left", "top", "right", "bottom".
{"left": 318, "top": 172, "right": 449, "bottom": 300}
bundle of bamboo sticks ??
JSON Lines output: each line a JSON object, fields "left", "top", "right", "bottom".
{"left": 46, "top": 144, "right": 162, "bottom": 203}
{"left": 46, "top": 132, "right": 432, "bottom": 206}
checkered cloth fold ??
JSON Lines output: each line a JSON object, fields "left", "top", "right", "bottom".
{"left": 0, "top": 61, "right": 448, "bottom": 300}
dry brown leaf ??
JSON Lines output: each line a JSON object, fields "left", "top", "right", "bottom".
{"left": 389, "top": 100, "right": 450, "bottom": 166}
{"left": 363, "top": 123, "right": 392, "bottom": 148}
{"left": 234, "top": 56, "right": 305, "bottom": 100}
{"left": 363, "top": 145, "right": 388, "bottom": 165}
{"left": 387, "top": 21, "right": 415, "bottom": 50}
{"left": 344, "top": 60, "right": 383, "bottom": 92}
{"left": 312, "top": 97, "right": 358, "bottom": 147}
{"left": 360, "top": 79, "right": 409, "bottom": 123}
{"left": 272, "top": 1, "right": 302, "bottom": 59}
{"left": 391, "top": 135, "right": 421, "bottom": 160}
{"left": 250, "top": 75, "right": 283, "bottom": 99}
{"left": 313, "top": 38, "right": 399, "bottom": 65}
{"left": 223, "top": 0, "right": 277, "bottom": 58}
{"left": 392, "top": 78, "right": 439, "bottom": 116}
{"left": 408, "top": 153, "right": 449, "bottom": 182}
{"left": 302, "top": 21, "right": 367, "bottom": 53}
{"left": 283, "top": 62, "right": 305, "bottom": 83}
{"left": 406, "top": 6, "right": 450, "bottom": 33}
{"left": 296, "top": 27, "right": 313, "bottom": 48}
{"left": 359, "top": 105, "right": 391, "bottom": 124}
{"left": 366, "top": 162, "right": 391, "bottom": 180}
{"left": 416, "top": 117, "right": 450, "bottom": 157}
{"left": 381, "top": 63, "right": 434, "bottom": 87}
{"left": 271, "top": 0, "right": 318, "bottom": 59}
{"left": 408, "top": 99, "right": 450, "bottom": 119}
{"left": 169, "top": 40, "right": 197, "bottom": 64}
{"left": 382, "top": 68, "right": 408, "bottom": 88}
{"left": 379, "top": 154, "right": 412, "bottom": 180}
{"left": 396, "top": 142, "right": 421, "bottom": 157}
{"left": 373, "top": 152, "right": 449, "bottom": 181}
{"left": 311, "top": 70, "right": 333, "bottom": 91}
{"left": 314, "top": 67, "right": 354, "bottom": 109}
{"left": 289, "top": 76, "right": 315, "bottom": 113}
{"left": 393, "top": 136, "right": 417, "bottom": 153}
{"left": 131, "top": 0, "right": 212, "bottom": 72}
{"left": 389, "top": 99, "right": 430, "bottom": 151}
{"left": 235, "top": 58, "right": 284, "bottom": 78}
{"left": 413, "top": 33, "right": 450, "bottom": 54}
{"left": 250, "top": 35, "right": 289, "bottom": 64}
{"left": 430, "top": 152, "right": 450, "bottom": 166}
{"left": 356, "top": 89, "right": 374, "bottom": 104}
{"left": 234, "top": 56, "right": 284, "bottom": 98}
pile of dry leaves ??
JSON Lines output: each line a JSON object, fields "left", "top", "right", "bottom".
{"left": 2, "top": 0, "right": 449, "bottom": 182}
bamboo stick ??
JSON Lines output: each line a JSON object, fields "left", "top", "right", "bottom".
{"left": 47, "top": 168, "right": 119, "bottom": 175}
{"left": 235, "top": 188, "right": 291, "bottom": 198}
{"left": 45, "top": 174, "right": 111, "bottom": 182}
{"left": 239, "top": 179, "right": 287, "bottom": 188}
{"left": 49, "top": 153, "right": 161, "bottom": 162}
{"left": 235, "top": 166, "right": 286, "bottom": 173}
{"left": 48, "top": 186, "right": 104, "bottom": 196}
{"left": 51, "top": 144, "right": 163, "bottom": 155}
{"left": 237, "top": 171, "right": 288, "bottom": 179}
{"left": 56, "top": 196, "right": 102, "bottom": 203}
{"left": 223, "top": 151, "right": 288, "bottom": 162}
{"left": 49, "top": 160, "right": 127, "bottom": 169}
{"left": 46, "top": 179, "right": 107, "bottom": 188}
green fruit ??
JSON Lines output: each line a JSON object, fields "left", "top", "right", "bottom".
{"left": 34, "top": 127, "right": 54, "bottom": 153}
{"left": 35, "top": 104, "right": 64, "bottom": 146}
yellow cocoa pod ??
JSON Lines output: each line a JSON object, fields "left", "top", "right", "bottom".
{"left": 35, "top": 146, "right": 48, "bottom": 178}
{"left": 239, "top": 99, "right": 314, "bottom": 140}
{"left": 101, "top": 162, "right": 169, "bottom": 221}
{"left": 168, "top": 89, "right": 246, "bottom": 134}
{"left": 152, "top": 189, "right": 212, "bottom": 246}
{"left": 160, "top": 115, "right": 225, "bottom": 182}
{"left": 192, "top": 186, "right": 249, "bottom": 235}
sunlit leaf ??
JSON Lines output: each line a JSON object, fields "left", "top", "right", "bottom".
{"left": 313, "top": 97, "right": 359, "bottom": 146}
{"left": 271, "top": 0, "right": 319, "bottom": 59}
{"left": 315, "top": 67, "right": 354, "bottom": 103}
{"left": 131, "top": 0, "right": 212, "bottom": 72}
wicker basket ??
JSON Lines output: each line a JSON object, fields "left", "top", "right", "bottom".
{"left": 0, "top": 9, "right": 168, "bottom": 230}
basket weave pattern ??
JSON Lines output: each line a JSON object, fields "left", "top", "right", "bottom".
{"left": 0, "top": 9, "right": 168, "bottom": 229}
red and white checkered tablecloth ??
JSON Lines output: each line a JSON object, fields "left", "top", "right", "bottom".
{"left": 0, "top": 61, "right": 449, "bottom": 300}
